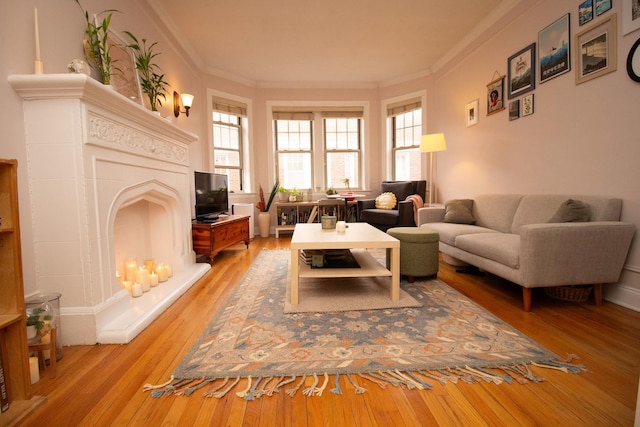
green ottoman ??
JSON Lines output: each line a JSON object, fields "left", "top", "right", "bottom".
{"left": 386, "top": 227, "right": 439, "bottom": 282}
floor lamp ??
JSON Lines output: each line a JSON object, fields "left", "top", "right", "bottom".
{"left": 420, "top": 133, "right": 447, "bottom": 206}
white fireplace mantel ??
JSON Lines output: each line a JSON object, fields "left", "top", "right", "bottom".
{"left": 10, "top": 74, "right": 210, "bottom": 345}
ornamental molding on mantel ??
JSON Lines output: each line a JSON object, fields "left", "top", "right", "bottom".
{"left": 88, "top": 113, "right": 188, "bottom": 166}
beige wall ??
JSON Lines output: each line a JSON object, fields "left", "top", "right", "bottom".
{"left": 2, "top": 1, "right": 638, "bottom": 309}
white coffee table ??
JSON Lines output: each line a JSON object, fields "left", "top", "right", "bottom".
{"left": 289, "top": 223, "right": 400, "bottom": 305}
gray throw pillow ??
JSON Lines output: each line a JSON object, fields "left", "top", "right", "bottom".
{"left": 548, "top": 199, "right": 590, "bottom": 223}
{"left": 444, "top": 199, "right": 475, "bottom": 224}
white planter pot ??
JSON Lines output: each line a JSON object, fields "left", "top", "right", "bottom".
{"left": 258, "top": 212, "right": 271, "bottom": 237}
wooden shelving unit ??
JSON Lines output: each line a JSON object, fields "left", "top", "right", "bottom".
{"left": 275, "top": 200, "right": 357, "bottom": 237}
{"left": 0, "top": 159, "right": 45, "bottom": 425}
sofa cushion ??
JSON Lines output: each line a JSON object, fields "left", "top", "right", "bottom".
{"left": 361, "top": 209, "right": 399, "bottom": 226}
{"left": 375, "top": 192, "right": 397, "bottom": 210}
{"left": 455, "top": 233, "right": 521, "bottom": 269}
{"left": 548, "top": 199, "right": 590, "bottom": 223}
{"left": 444, "top": 199, "right": 475, "bottom": 224}
{"left": 473, "top": 194, "right": 524, "bottom": 233}
{"left": 421, "top": 223, "right": 497, "bottom": 247}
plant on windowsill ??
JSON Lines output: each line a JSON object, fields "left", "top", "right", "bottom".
{"left": 277, "top": 186, "right": 290, "bottom": 202}
{"left": 75, "top": 0, "right": 120, "bottom": 85}
{"left": 124, "top": 31, "right": 168, "bottom": 112}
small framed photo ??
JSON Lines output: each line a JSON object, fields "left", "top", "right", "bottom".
{"left": 575, "top": 14, "right": 618, "bottom": 84}
{"left": 486, "top": 76, "right": 505, "bottom": 116}
{"left": 465, "top": 99, "right": 479, "bottom": 127}
{"left": 539, "top": 14, "right": 571, "bottom": 83}
{"left": 522, "top": 94, "right": 534, "bottom": 116}
{"left": 580, "top": 0, "right": 594, "bottom": 25}
{"left": 622, "top": 0, "right": 640, "bottom": 35}
{"left": 508, "top": 43, "right": 536, "bottom": 99}
{"left": 596, "top": 0, "right": 613, "bottom": 16}
{"left": 509, "top": 100, "right": 520, "bottom": 121}
{"left": 106, "top": 32, "right": 143, "bottom": 106}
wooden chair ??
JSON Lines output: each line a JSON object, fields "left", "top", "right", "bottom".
{"left": 28, "top": 328, "right": 57, "bottom": 378}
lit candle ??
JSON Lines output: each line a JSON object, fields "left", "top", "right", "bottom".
{"left": 29, "top": 356, "right": 39, "bottom": 384}
{"left": 149, "top": 271, "right": 159, "bottom": 287}
{"left": 34, "top": 8, "right": 43, "bottom": 74}
{"left": 136, "top": 267, "right": 150, "bottom": 291}
{"left": 165, "top": 263, "right": 173, "bottom": 278}
{"left": 144, "top": 259, "right": 155, "bottom": 273}
{"left": 122, "top": 281, "right": 132, "bottom": 293}
{"left": 132, "top": 282, "right": 143, "bottom": 297}
{"left": 156, "top": 264, "right": 168, "bottom": 283}
{"left": 116, "top": 270, "right": 123, "bottom": 285}
{"left": 125, "top": 259, "right": 138, "bottom": 282}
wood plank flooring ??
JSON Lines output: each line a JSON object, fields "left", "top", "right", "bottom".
{"left": 17, "top": 236, "right": 640, "bottom": 426}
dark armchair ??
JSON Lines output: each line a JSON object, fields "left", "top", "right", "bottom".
{"left": 357, "top": 180, "right": 426, "bottom": 231}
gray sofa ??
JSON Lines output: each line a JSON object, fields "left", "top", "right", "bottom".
{"left": 417, "top": 194, "right": 635, "bottom": 311}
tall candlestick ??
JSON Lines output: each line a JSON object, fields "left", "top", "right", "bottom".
{"left": 34, "top": 8, "right": 43, "bottom": 74}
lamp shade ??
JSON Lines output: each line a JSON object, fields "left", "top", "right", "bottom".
{"left": 181, "top": 93, "right": 194, "bottom": 108}
{"left": 420, "top": 133, "right": 447, "bottom": 153}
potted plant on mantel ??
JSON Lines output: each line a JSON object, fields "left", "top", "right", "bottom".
{"left": 124, "top": 31, "right": 168, "bottom": 112}
{"left": 75, "top": 0, "right": 119, "bottom": 85}
{"left": 256, "top": 179, "right": 279, "bottom": 238}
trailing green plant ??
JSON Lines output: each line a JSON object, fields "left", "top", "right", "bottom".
{"left": 75, "top": 0, "right": 120, "bottom": 85}
{"left": 124, "top": 31, "right": 168, "bottom": 111}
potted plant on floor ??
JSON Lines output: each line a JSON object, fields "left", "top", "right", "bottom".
{"left": 256, "top": 179, "right": 279, "bottom": 237}
{"left": 124, "top": 31, "right": 168, "bottom": 112}
{"left": 75, "top": 0, "right": 119, "bottom": 85}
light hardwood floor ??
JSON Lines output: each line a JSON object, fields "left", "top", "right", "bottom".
{"left": 17, "top": 236, "right": 640, "bottom": 426}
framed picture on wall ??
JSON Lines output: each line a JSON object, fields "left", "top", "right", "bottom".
{"left": 539, "top": 14, "right": 571, "bottom": 83}
{"left": 596, "top": 0, "right": 613, "bottom": 15}
{"left": 522, "top": 94, "right": 534, "bottom": 116}
{"left": 509, "top": 100, "right": 520, "bottom": 121}
{"left": 508, "top": 43, "right": 536, "bottom": 99}
{"left": 465, "top": 99, "right": 479, "bottom": 126}
{"left": 486, "top": 76, "right": 505, "bottom": 116}
{"left": 575, "top": 14, "right": 618, "bottom": 84}
{"left": 622, "top": 0, "right": 640, "bottom": 35}
{"left": 580, "top": 0, "right": 594, "bottom": 25}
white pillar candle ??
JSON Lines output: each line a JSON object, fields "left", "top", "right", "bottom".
{"left": 156, "top": 264, "right": 168, "bottom": 282}
{"left": 29, "top": 356, "right": 39, "bottom": 384}
{"left": 144, "top": 259, "right": 155, "bottom": 273}
{"left": 136, "top": 267, "right": 150, "bottom": 291}
{"left": 132, "top": 282, "right": 143, "bottom": 297}
{"left": 149, "top": 272, "right": 159, "bottom": 287}
{"left": 165, "top": 263, "right": 173, "bottom": 278}
{"left": 122, "top": 281, "right": 132, "bottom": 293}
{"left": 125, "top": 260, "right": 137, "bottom": 282}
{"left": 34, "top": 8, "right": 43, "bottom": 74}
{"left": 336, "top": 221, "right": 346, "bottom": 233}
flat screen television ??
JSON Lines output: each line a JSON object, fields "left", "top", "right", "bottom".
{"left": 194, "top": 171, "right": 229, "bottom": 221}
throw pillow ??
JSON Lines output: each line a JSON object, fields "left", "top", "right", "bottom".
{"left": 444, "top": 199, "right": 475, "bottom": 224}
{"left": 375, "top": 192, "right": 397, "bottom": 210}
{"left": 548, "top": 199, "right": 590, "bottom": 223}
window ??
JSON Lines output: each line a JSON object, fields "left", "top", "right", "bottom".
{"left": 324, "top": 116, "right": 361, "bottom": 190}
{"left": 388, "top": 99, "right": 422, "bottom": 180}
{"left": 273, "top": 107, "right": 364, "bottom": 192}
{"left": 274, "top": 112, "right": 313, "bottom": 191}
{"left": 212, "top": 97, "right": 246, "bottom": 192}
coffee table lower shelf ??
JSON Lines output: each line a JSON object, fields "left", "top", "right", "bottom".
{"left": 298, "top": 249, "right": 390, "bottom": 278}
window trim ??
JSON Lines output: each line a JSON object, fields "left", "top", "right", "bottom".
{"left": 381, "top": 90, "right": 427, "bottom": 180}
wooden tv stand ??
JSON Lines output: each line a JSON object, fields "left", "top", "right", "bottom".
{"left": 192, "top": 214, "right": 250, "bottom": 261}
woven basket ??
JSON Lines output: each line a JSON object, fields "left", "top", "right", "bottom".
{"left": 544, "top": 285, "right": 592, "bottom": 302}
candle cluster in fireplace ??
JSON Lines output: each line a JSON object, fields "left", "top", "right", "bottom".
{"left": 116, "top": 259, "right": 173, "bottom": 297}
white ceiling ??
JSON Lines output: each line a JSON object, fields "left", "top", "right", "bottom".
{"left": 151, "top": 0, "right": 523, "bottom": 86}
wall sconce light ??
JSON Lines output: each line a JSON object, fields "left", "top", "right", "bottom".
{"left": 173, "top": 91, "right": 194, "bottom": 117}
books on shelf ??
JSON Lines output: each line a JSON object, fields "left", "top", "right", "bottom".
{"left": 299, "top": 249, "right": 360, "bottom": 269}
{"left": 0, "top": 344, "right": 8, "bottom": 413}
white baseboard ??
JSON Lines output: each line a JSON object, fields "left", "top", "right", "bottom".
{"left": 604, "top": 283, "right": 640, "bottom": 312}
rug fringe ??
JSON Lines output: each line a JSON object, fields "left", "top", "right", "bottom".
{"left": 146, "top": 359, "right": 585, "bottom": 400}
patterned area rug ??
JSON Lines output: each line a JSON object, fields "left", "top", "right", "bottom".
{"left": 147, "top": 249, "right": 584, "bottom": 399}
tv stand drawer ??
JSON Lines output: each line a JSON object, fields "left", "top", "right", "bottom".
{"left": 192, "top": 215, "right": 250, "bottom": 261}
